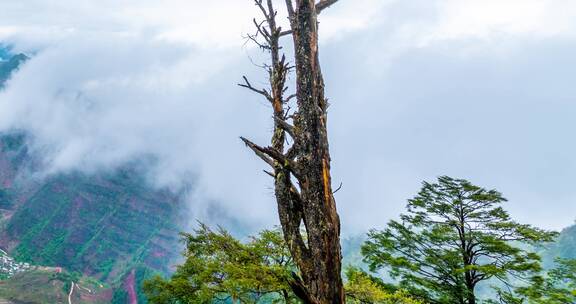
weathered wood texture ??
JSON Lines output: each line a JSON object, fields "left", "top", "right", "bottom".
{"left": 240, "top": 0, "right": 344, "bottom": 303}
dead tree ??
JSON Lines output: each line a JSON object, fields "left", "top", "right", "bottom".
{"left": 240, "top": 0, "right": 344, "bottom": 303}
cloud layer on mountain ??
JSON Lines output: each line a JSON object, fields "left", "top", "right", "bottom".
{"left": 1, "top": 0, "right": 576, "bottom": 232}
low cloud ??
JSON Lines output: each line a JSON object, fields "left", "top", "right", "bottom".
{"left": 0, "top": 33, "right": 278, "bottom": 229}
{"left": 1, "top": 1, "right": 576, "bottom": 234}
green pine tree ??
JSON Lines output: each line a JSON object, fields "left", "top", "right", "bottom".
{"left": 362, "top": 176, "right": 557, "bottom": 304}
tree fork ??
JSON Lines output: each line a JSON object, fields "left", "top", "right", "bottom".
{"left": 240, "top": 0, "right": 344, "bottom": 303}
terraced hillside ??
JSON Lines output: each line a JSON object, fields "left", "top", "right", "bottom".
{"left": 0, "top": 50, "right": 184, "bottom": 303}
{"left": 3, "top": 165, "right": 179, "bottom": 276}
{"left": 0, "top": 132, "right": 183, "bottom": 302}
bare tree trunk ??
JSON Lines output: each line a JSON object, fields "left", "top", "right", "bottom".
{"left": 288, "top": 0, "right": 344, "bottom": 303}
{"left": 240, "top": 1, "right": 344, "bottom": 303}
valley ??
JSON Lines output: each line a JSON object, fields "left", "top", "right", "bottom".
{"left": 0, "top": 51, "right": 186, "bottom": 303}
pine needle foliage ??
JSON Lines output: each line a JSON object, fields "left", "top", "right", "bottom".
{"left": 362, "top": 176, "right": 557, "bottom": 304}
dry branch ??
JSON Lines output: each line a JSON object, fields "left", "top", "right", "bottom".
{"left": 240, "top": 137, "right": 275, "bottom": 167}
{"left": 241, "top": 0, "right": 344, "bottom": 303}
{"left": 316, "top": 0, "right": 339, "bottom": 13}
{"left": 274, "top": 116, "right": 295, "bottom": 138}
{"left": 238, "top": 76, "right": 273, "bottom": 102}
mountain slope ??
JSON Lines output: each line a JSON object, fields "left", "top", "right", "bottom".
{"left": 0, "top": 50, "right": 184, "bottom": 303}
{"left": 2, "top": 165, "right": 181, "bottom": 280}
{"left": 542, "top": 223, "right": 576, "bottom": 267}
{"left": 0, "top": 132, "right": 182, "bottom": 302}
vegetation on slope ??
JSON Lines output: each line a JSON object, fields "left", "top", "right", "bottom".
{"left": 0, "top": 54, "right": 183, "bottom": 301}
{"left": 5, "top": 169, "right": 181, "bottom": 281}
{"left": 0, "top": 132, "right": 183, "bottom": 301}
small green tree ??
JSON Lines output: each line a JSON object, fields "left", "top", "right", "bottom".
{"left": 345, "top": 267, "right": 423, "bottom": 304}
{"left": 362, "top": 176, "right": 557, "bottom": 304}
{"left": 143, "top": 224, "right": 295, "bottom": 304}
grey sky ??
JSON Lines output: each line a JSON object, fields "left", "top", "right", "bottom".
{"left": 0, "top": 0, "right": 576, "bottom": 234}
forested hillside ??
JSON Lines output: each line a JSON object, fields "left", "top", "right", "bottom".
{"left": 0, "top": 51, "right": 183, "bottom": 303}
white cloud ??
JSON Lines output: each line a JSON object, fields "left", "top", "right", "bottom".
{"left": 423, "top": 0, "right": 576, "bottom": 43}
{"left": 1, "top": 0, "right": 576, "bottom": 233}
{"left": 0, "top": 0, "right": 394, "bottom": 230}
{"left": 0, "top": 33, "right": 276, "bottom": 228}
{"left": 0, "top": 0, "right": 388, "bottom": 51}
{"left": 2, "top": 0, "right": 576, "bottom": 50}
{"left": 381, "top": 0, "right": 576, "bottom": 50}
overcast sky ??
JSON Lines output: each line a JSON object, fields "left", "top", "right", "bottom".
{"left": 1, "top": 0, "right": 576, "bottom": 234}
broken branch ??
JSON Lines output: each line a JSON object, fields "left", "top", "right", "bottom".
{"left": 284, "top": 93, "right": 297, "bottom": 103}
{"left": 254, "top": 0, "right": 270, "bottom": 21}
{"left": 238, "top": 76, "right": 273, "bottom": 102}
{"left": 316, "top": 0, "right": 339, "bottom": 14}
{"left": 333, "top": 182, "right": 343, "bottom": 194}
{"left": 240, "top": 137, "right": 275, "bottom": 167}
{"left": 240, "top": 137, "right": 301, "bottom": 178}
{"left": 274, "top": 116, "right": 295, "bottom": 138}
{"left": 285, "top": 0, "right": 295, "bottom": 20}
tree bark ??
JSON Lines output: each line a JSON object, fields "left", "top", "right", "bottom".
{"left": 288, "top": 1, "right": 344, "bottom": 303}
{"left": 240, "top": 1, "right": 344, "bottom": 303}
